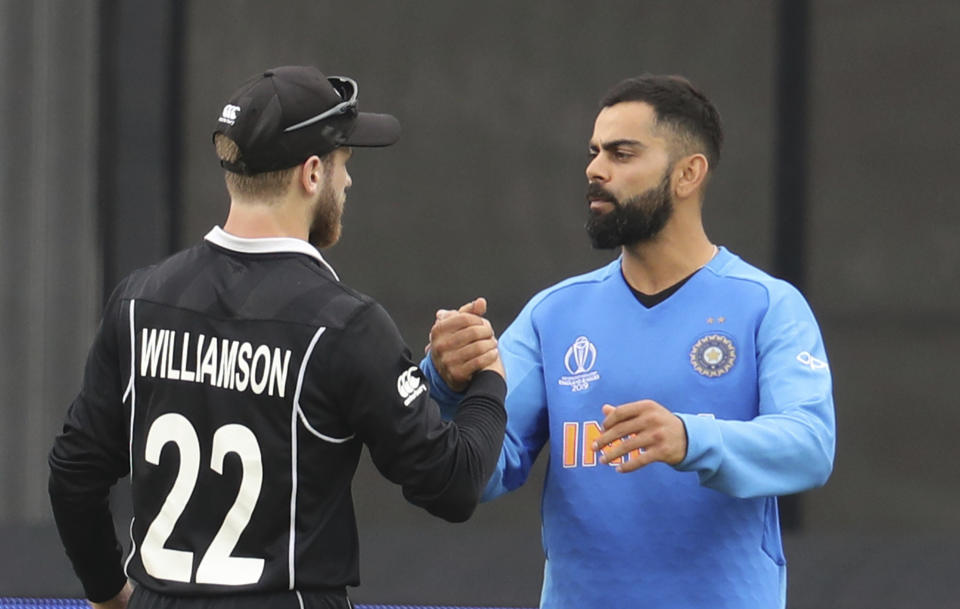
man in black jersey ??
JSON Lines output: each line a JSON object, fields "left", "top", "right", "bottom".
{"left": 49, "top": 65, "right": 507, "bottom": 609}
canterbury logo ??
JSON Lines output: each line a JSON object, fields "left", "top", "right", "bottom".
{"left": 218, "top": 104, "right": 241, "bottom": 125}
{"left": 397, "top": 366, "right": 427, "bottom": 406}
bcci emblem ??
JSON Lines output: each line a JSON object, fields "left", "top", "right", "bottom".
{"left": 559, "top": 336, "right": 600, "bottom": 392}
{"left": 690, "top": 334, "right": 737, "bottom": 378}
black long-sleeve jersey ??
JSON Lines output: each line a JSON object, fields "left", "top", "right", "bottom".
{"left": 48, "top": 227, "right": 506, "bottom": 605}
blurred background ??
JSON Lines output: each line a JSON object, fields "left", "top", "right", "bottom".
{"left": 1, "top": 1, "right": 958, "bottom": 607}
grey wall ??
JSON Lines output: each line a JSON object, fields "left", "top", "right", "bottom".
{"left": 804, "top": 1, "right": 960, "bottom": 533}
{"left": 0, "top": 0, "right": 100, "bottom": 522}
{"left": 1, "top": 1, "right": 959, "bottom": 608}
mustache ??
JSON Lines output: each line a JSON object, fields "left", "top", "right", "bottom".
{"left": 586, "top": 183, "right": 618, "bottom": 206}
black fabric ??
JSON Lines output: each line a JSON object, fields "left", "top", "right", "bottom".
{"left": 625, "top": 269, "right": 697, "bottom": 308}
{"left": 49, "top": 236, "right": 506, "bottom": 602}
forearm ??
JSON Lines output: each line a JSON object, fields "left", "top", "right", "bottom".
{"left": 676, "top": 406, "right": 835, "bottom": 498}
{"left": 404, "top": 370, "right": 506, "bottom": 521}
{"left": 48, "top": 470, "right": 128, "bottom": 602}
{"left": 90, "top": 581, "right": 133, "bottom": 609}
{"left": 419, "top": 353, "right": 463, "bottom": 420}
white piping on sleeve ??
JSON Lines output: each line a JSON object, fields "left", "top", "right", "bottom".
{"left": 297, "top": 408, "right": 355, "bottom": 444}
{"left": 126, "top": 299, "right": 137, "bottom": 474}
{"left": 124, "top": 299, "right": 137, "bottom": 577}
{"left": 123, "top": 302, "right": 136, "bottom": 405}
{"left": 288, "top": 326, "right": 327, "bottom": 589}
{"left": 123, "top": 517, "right": 137, "bottom": 577}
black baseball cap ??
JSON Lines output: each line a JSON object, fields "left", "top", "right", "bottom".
{"left": 213, "top": 65, "right": 401, "bottom": 175}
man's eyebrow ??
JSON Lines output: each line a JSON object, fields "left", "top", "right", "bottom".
{"left": 589, "top": 139, "right": 646, "bottom": 150}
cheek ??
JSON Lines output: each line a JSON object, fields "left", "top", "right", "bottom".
{"left": 625, "top": 162, "right": 667, "bottom": 191}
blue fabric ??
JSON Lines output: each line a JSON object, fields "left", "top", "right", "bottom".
{"left": 421, "top": 248, "right": 835, "bottom": 609}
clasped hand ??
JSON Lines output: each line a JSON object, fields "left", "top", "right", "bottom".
{"left": 427, "top": 301, "right": 685, "bottom": 472}
{"left": 427, "top": 297, "right": 505, "bottom": 390}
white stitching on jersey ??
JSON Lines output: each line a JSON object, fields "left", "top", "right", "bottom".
{"left": 289, "top": 326, "right": 327, "bottom": 590}
{"left": 296, "top": 408, "right": 355, "bottom": 444}
{"left": 124, "top": 299, "right": 138, "bottom": 578}
{"left": 126, "top": 299, "right": 137, "bottom": 475}
{"left": 123, "top": 518, "right": 137, "bottom": 579}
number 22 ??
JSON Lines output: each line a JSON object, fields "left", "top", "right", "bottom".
{"left": 140, "top": 413, "right": 265, "bottom": 585}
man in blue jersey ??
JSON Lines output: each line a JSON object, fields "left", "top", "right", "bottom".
{"left": 421, "top": 75, "right": 835, "bottom": 609}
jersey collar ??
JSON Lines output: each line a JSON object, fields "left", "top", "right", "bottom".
{"left": 204, "top": 226, "right": 340, "bottom": 281}
{"left": 703, "top": 245, "right": 734, "bottom": 274}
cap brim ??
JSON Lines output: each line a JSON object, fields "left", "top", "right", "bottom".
{"left": 345, "top": 112, "right": 401, "bottom": 147}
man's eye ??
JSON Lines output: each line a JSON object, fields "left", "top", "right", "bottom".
{"left": 614, "top": 150, "right": 632, "bottom": 161}
{"left": 586, "top": 150, "right": 599, "bottom": 160}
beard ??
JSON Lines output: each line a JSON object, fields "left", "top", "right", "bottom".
{"left": 308, "top": 181, "right": 344, "bottom": 249}
{"left": 584, "top": 171, "right": 674, "bottom": 249}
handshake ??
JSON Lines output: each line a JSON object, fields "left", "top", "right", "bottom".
{"left": 426, "top": 297, "right": 505, "bottom": 391}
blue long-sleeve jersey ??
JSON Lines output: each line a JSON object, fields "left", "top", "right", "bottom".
{"left": 421, "top": 247, "right": 835, "bottom": 609}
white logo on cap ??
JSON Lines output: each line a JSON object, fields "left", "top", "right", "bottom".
{"left": 218, "top": 104, "right": 241, "bottom": 125}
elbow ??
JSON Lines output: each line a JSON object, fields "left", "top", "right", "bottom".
{"left": 787, "top": 444, "right": 834, "bottom": 495}
{"left": 809, "top": 447, "right": 835, "bottom": 489}
{"left": 430, "top": 499, "right": 478, "bottom": 523}
{"left": 805, "top": 427, "right": 836, "bottom": 490}
{"left": 428, "top": 475, "right": 484, "bottom": 522}
{"left": 404, "top": 478, "right": 483, "bottom": 523}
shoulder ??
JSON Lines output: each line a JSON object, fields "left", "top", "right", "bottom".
{"left": 113, "top": 242, "right": 380, "bottom": 331}
{"left": 705, "top": 248, "right": 815, "bottom": 321}
{"left": 523, "top": 258, "right": 622, "bottom": 318}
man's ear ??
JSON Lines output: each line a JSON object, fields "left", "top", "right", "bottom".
{"left": 299, "top": 155, "right": 324, "bottom": 194}
{"left": 673, "top": 153, "right": 709, "bottom": 199}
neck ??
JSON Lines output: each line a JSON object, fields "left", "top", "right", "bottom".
{"left": 222, "top": 196, "right": 309, "bottom": 241}
{"left": 619, "top": 215, "right": 716, "bottom": 294}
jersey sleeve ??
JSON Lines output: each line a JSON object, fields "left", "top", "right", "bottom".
{"left": 480, "top": 299, "right": 550, "bottom": 501}
{"left": 420, "top": 298, "right": 551, "bottom": 502}
{"left": 322, "top": 302, "right": 506, "bottom": 522}
{"left": 419, "top": 352, "right": 465, "bottom": 420}
{"left": 675, "top": 283, "right": 836, "bottom": 498}
{"left": 48, "top": 281, "right": 132, "bottom": 602}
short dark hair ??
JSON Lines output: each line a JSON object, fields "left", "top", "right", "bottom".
{"left": 215, "top": 134, "right": 335, "bottom": 200}
{"left": 600, "top": 75, "right": 723, "bottom": 170}
{"left": 215, "top": 134, "right": 299, "bottom": 199}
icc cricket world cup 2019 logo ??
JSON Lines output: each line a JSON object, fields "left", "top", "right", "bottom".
{"left": 559, "top": 336, "right": 600, "bottom": 392}
{"left": 566, "top": 336, "right": 596, "bottom": 374}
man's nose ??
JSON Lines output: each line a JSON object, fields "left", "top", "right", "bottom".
{"left": 586, "top": 154, "right": 608, "bottom": 183}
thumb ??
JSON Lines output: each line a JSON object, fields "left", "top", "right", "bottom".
{"left": 458, "top": 297, "right": 488, "bottom": 316}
